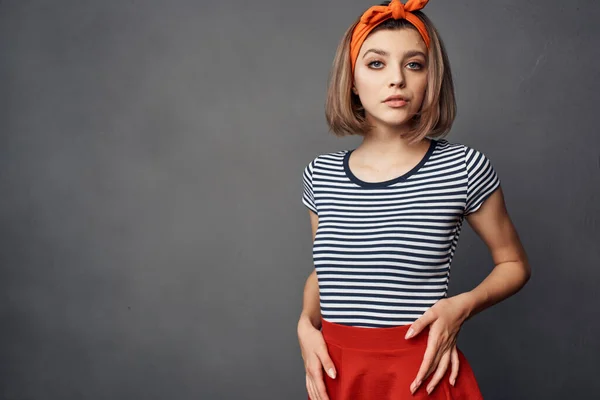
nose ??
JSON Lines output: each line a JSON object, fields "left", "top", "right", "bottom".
{"left": 388, "top": 64, "right": 405, "bottom": 88}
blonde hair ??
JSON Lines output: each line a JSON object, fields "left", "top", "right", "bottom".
{"left": 325, "top": 7, "right": 456, "bottom": 144}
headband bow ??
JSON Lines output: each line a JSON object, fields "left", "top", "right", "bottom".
{"left": 350, "top": 0, "right": 431, "bottom": 74}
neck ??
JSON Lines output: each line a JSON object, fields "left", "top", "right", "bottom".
{"left": 359, "top": 121, "right": 428, "bottom": 157}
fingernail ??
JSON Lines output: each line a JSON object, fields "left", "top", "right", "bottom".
{"left": 451, "top": 378, "right": 455, "bottom": 386}
{"left": 328, "top": 368, "right": 336, "bottom": 379}
{"left": 405, "top": 328, "right": 414, "bottom": 339}
{"left": 411, "top": 380, "right": 421, "bottom": 393}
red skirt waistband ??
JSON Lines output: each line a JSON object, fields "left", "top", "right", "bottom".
{"left": 320, "top": 316, "right": 430, "bottom": 351}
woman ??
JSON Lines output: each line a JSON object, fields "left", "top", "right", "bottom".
{"left": 297, "top": 1, "right": 531, "bottom": 399}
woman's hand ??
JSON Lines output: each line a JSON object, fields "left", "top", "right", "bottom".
{"left": 404, "top": 293, "right": 474, "bottom": 395}
{"left": 298, "top": 319, "right": 337, "bottom": 400}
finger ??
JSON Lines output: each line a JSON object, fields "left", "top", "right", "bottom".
{"left": 307, "top": 363, "right": 324, "bottom": 400}
{"left": 410, "top": 336, "right": 439, "bottom": 393}
{"left": 308, "top": 361, "right": 330, "bottom": 400}
{"left": 425, "top": 350, "right": 451, "bottom": 395}
{"left": 306, "top": 375, "right": 319, "bottom": 400}
{"left": 405, "top": 309, "right": 436, "bottom": 339}
{"left": 423, "top": 351, "right": 445, "bottom": 388}
{"left": 311, "top": 375, "right": 325, "bottom": 400}
{"left": 316, "top": 346, "right": 337, "bottom": 379}
{"left": 313, "top": 371, "right": 330, "bottom": 400}
{"left": 449, "top": 345, "right": 460, "bottom": 386}
{"left": 420, "top": 325, "right": 453, "bottom": 380}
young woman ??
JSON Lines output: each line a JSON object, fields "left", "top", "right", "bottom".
{"left": 297, "top": 1, "right": 531, "bottom": 399}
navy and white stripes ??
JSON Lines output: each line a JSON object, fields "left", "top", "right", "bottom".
{"left": 465, "top": 146, "right": 501, "bottom": 215}
{"left": 302, "top": 158, "right": 318, "bottom": 214}
{"left": 301, "top": 139, "right": 500, "bottom": 328}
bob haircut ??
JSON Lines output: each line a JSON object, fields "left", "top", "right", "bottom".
{"left": 325, "top": 2, "right": 456, "bottom": 144}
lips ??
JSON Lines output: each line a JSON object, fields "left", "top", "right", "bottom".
{"left": 384, "top": 95, "right": 409, "bottom": 108}
{"left": 384, "top": 94, "right": 408, "bottom": 102}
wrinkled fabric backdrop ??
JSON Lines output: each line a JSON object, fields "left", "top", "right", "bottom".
{"left": 1, "top": 0, "right": 598, "bottom": 399}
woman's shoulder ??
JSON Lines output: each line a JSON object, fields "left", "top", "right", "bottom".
{"left": 304, "top": 149, "right": 349, "bottom": 167}
{"left": 434, "top": 137, "right": 467, "bottom": 151}
{"left": 434, "top": 138, "right": 498, "bottom": 183}
{"left": 433, "top": 138, "right": 490, "bottom": 159}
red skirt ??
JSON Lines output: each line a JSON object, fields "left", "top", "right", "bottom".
{"left": 310, "top": 317, "right": 483, "bottom": 400}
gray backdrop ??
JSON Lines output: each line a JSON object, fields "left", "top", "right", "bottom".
{"left": 1, "top": 0, "right": 598, "bottom": 399}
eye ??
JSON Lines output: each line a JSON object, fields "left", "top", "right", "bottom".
{"left": 407, "top": 61, "right": 424, "bottom": 70}
{"left": 367, "top": 60, "right": 384, "bottom": 69}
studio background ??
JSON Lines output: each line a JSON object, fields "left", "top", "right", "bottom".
{"left": 1, "top": 0, "right": 598, "bottom": 399}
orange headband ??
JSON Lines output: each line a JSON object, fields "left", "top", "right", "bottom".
{"left": 350, "top": 0, "right": 431, "bottom": 74}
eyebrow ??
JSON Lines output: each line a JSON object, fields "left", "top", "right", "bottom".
{"left": 362, "top": 49, "right": 427, "bottom": 59}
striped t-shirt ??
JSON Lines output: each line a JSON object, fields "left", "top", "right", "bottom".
{"left": 301, "top": 138, "right": 500, "bottom": 328}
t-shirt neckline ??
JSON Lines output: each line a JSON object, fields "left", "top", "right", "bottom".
{"left": 343, "top": 139, "right": 437, "bottom": 188}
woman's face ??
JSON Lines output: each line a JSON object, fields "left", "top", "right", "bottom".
{"left": 353, "top": 28, "right": 428, "bottom": 129}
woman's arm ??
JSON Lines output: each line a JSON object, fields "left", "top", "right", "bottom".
{"left": 298, "top": 209, "right": 337, "bottom": 400}
{"left": 299, "top": 270, "right": 322, "bottom": 331}
{"left": 298, "top": 209, "right": 321, "bottom": 332}
{"left": 462, "top": 186, "right": 531, "bottom": 319}
{"left": 406, "top": 186, "right": 531, "bottom": 395}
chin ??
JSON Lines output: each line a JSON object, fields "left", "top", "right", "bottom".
{"left": 376, "top": 114, "right": 415, "bottom": 127}
{"left": 365, "top": 107, "right": 418, "bottom": 127}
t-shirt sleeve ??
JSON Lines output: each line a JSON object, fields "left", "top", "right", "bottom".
{"left": 301, "top": 157, "right": 318, "bottom": 215}
{"left": 464, "top": 146, "right": 501, "bottom": 215}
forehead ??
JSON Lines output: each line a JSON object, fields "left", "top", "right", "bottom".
{"left": 360, "top": 28, "right": 427, "bottom": 56}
